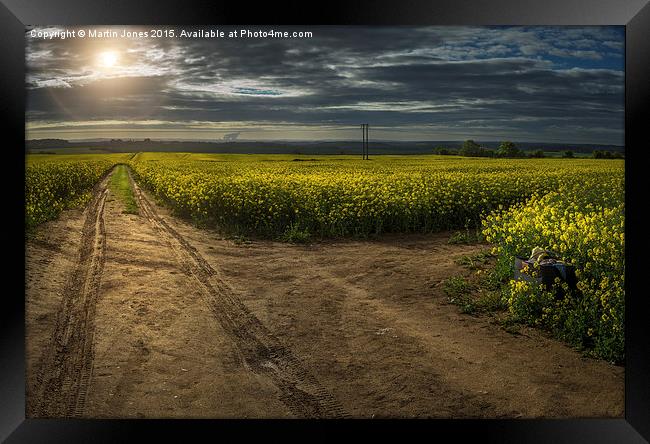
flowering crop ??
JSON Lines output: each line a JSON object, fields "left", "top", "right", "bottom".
{"left": 27, "top": 152, "right": 624, "bottom": 361}
{"left": 25, "top": 154, "right": 128, "bottom": 230}
{"left": 129, "top": 153, "right": 621, "bottom": 238}
{"left": 482, "top": 169, "right": 624, "bottom": 362}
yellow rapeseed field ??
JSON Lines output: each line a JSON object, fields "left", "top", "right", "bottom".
{"left": 482, "top": 172, "right": 624, "bottom": 362}
{"left": 26, "top": 152, "right": 624, "bottom": 361}
{"left": 25, "top": 154, "right": 129, "bottom": 229}
{"left": 128, "top": 153, "right": 622, "bottom": 236}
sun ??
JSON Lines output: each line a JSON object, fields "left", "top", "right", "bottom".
{"left": 98, "top": 51, "right": 119, "bottom": 68}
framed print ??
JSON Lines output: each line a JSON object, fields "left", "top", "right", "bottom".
{"left": 1, "top": 0, "right": 649, "bottom": 441}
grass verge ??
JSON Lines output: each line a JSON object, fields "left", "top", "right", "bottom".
{"left": 109, "top": 164, "right": 139, "bottom": 214}
{"left": 443, "top": 250, "right": 508, "bottom": 316}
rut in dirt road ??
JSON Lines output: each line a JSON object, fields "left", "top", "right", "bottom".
{"left": 129, "top": 170, "right": 349, "bottom": 418}
{"left": 32, "top": 172, "right": 111, "bottom": 417}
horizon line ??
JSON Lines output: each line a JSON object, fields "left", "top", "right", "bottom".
{"left": 25, "top": 137, "right": 625, "bottom": 147}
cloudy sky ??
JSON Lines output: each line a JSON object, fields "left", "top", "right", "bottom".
{"left": 26, "top": 26, "right": 624, "bottom": 144}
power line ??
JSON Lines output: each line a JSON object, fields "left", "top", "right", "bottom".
{"left": 360, "top": 123, "right": 369, "bottom": 160}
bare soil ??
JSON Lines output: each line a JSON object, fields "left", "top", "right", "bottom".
{"left": 25, "top": 168, "right": 624, "bottom": 418}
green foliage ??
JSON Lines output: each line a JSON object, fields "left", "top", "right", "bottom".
{"left": 433, "top": 146, "right": 453, "bottom": 155}
{"left": 454, "top": 251, "right": 491, "bottom": 270}
{"left": 279, "top": 223, "right": 312, "bottom": 243}
{"left": 562, "top": 150, "right": 575, "bottom": 158}
{"left": 443, "top": 276, "right": 476, "bottom": 313}
{"left": 593, "top": 150, "right": 624, "bottom": 159}
{"left": 460, "top": 140, "right": 481, "bottom": 157}
{"left": 458, "top": 140, "right": 497, "bottom": 158}
{"left": 443, "top": 272, "right": 507, "bottom": 314}
{"left": 229, "top": 234, "right": 252, "bottom": 245}
{"left": 497, "top": 141, "right": 522, "bottom": 158}
{"left": 448, "top": 219, "right": 484, "bottom": 244}
{"left": 473, "top": 288, "right": 508, "bottom": 312}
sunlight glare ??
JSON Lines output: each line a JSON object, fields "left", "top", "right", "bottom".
{"left": 99, "top": 51, "right": 119, "bottom": 68}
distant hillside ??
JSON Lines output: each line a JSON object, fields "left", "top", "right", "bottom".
{"left": 25, "top": 139, "right": 625, "bottom": 155}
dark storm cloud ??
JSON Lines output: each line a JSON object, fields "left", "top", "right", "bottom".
{"left": 25, "top": 26, "right": 624, "bottom": 144}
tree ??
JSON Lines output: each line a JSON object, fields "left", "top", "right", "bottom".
{"left": 594, "top": 150, "right": 624, "bottom": 159}
{"left": 529, "top": 149, "right": 545, "bottom": 158}
{"left": 562, "top": 150, "right": 574, "bottom": 158}
{"left": 460, "top": 140, "right": 481, "bottom": 157}
{"left": 497, "top": 141, "right": 521, "bottom": 158}
{"left": 433, "top": 146, "right": 450, "bottom": 155}
{"left": 479, "top": 147, "right": 496, "bottom": 157}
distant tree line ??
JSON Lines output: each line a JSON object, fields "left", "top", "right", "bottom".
{"left": 434, "top": 140, "right": 529, "bottom": 158}
{"left": 592, "top": 150, "right": 624, "bottom": 159}
{"left": 433, "top": 140, "right": 624, "bottom": 159}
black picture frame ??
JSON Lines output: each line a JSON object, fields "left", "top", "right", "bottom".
{"left": 2, "top": 0, "right": 649, "bottom": 441}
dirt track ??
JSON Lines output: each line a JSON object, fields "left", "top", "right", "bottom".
{"left": 25, "top": 168, "right": 624, "bottom": 418}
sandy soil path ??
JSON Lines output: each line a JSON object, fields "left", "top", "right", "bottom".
{"left": 25, "top": 167, "right": 624, "bottom": 418}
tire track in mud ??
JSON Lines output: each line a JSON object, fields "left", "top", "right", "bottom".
{"left": 128, "top": 170, "right": 348, "bottom": 418}
{"left": 32, "top": 172, "right": 111, "bottom": 417}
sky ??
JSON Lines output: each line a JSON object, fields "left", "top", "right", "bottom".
{"left": 25, "top": 26, "right": 625, "bottom": 145}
